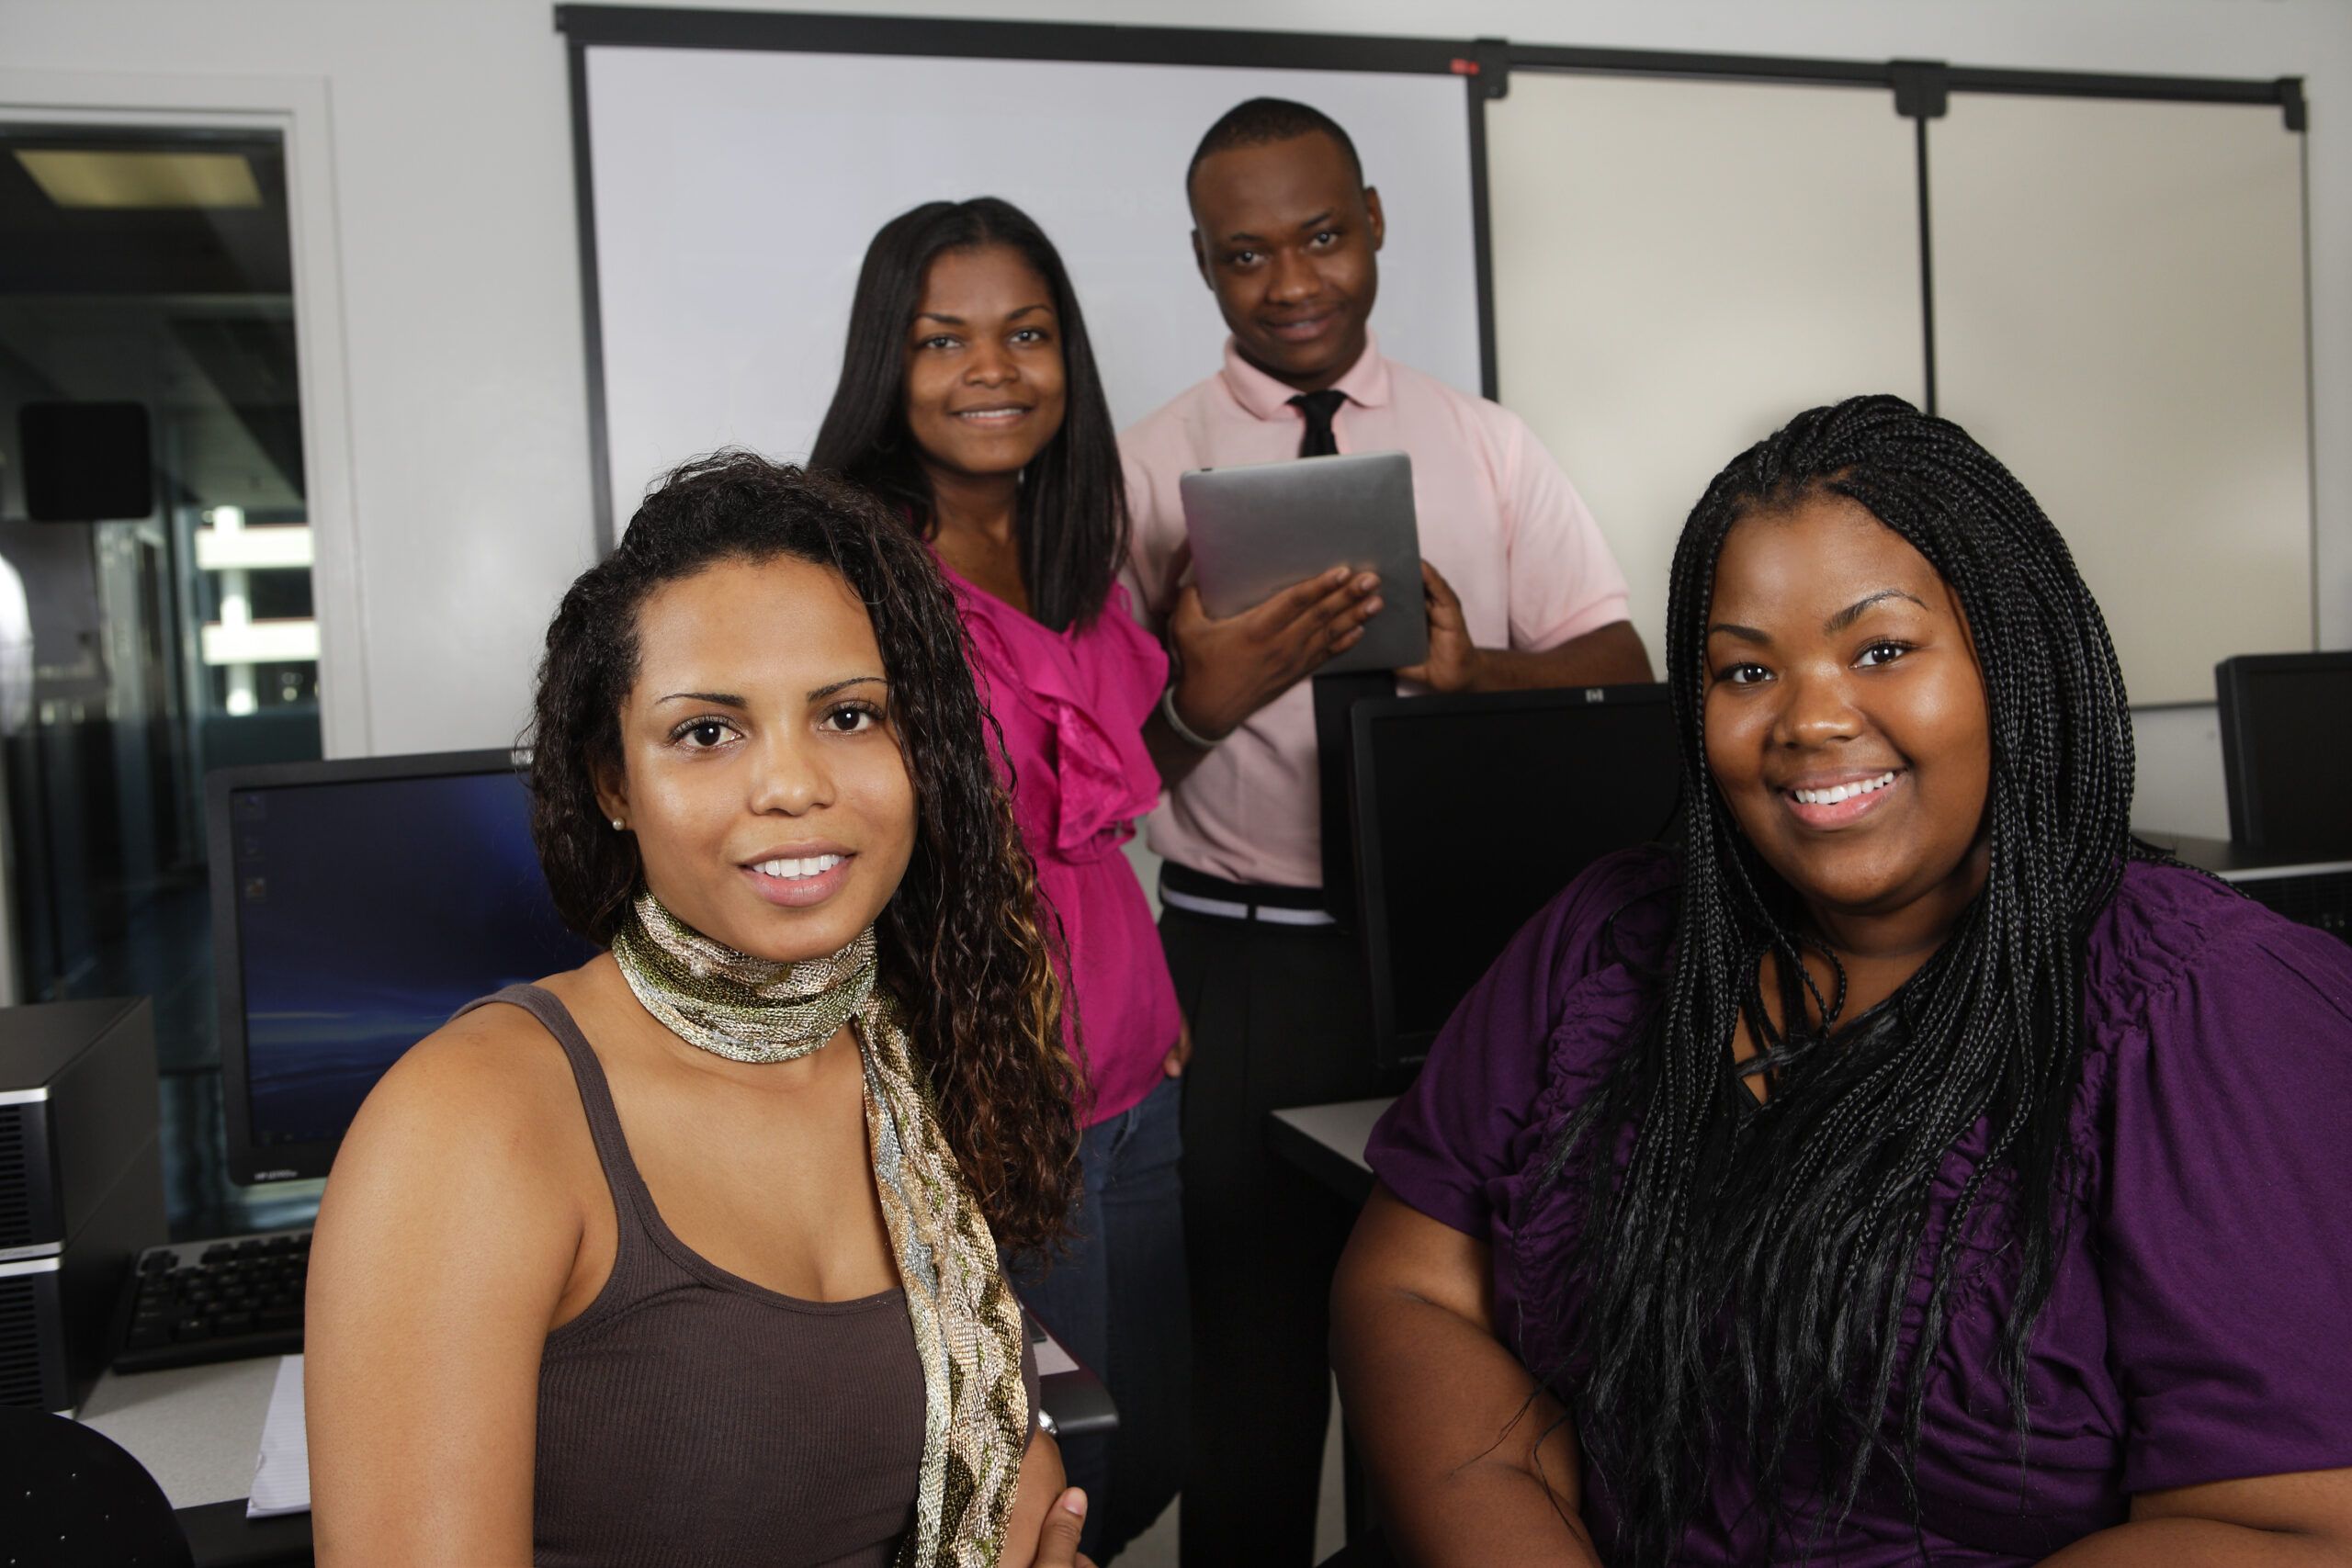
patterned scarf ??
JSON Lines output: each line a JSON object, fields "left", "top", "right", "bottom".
{"left": 611, "top": 889, "right": 1031, "bottom": 1567}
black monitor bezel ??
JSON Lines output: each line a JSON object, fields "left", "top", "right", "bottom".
{"left": 209, "top": 747, "right": 532, "bottom": 1185}
{"left": 1349, "top": 682, "right": 1674, "bottom": 1074}
{"left": 2215, "top": 650, "right": 2352, "bottom": 852}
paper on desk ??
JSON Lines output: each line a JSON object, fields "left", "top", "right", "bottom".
{"left": 1035, "top": 1335, "right": 1079, "bottom": 1378}
{"left": 246, "top": 1354, "right": 311, "bottom": 1518}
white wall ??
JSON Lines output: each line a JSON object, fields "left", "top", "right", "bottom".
{"left": 2, "top": 0, "right": 2344, "bottom": 835}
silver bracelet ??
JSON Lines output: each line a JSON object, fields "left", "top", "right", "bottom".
{"left": 1159, "top": 681, "right": 1223, "bottom": 750}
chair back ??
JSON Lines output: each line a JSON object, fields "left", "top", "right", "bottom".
{"left": 0, "top": 1407, "right": 194, "bottom": 1567}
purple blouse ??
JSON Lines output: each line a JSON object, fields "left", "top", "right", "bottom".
{"left": 1367, "top": 847, "right": 2352, "bottom": 1563}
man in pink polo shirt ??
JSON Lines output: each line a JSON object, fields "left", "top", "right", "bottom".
{"left": 1122, "top": 97, "right": 1649, "bottom": 1563}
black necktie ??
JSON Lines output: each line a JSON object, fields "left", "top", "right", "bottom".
{"left": 1295, "top": 386, "right": 1386, "bottom": 923}
{"left": 1290, "top": 389, "right": 1347, "bottom": 458}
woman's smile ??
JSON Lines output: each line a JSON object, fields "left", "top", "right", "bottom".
{"left": 741, "top": 846, "right": 857, "bottom": 908}
{"left": 952, "top": 403, "right": 1033, "bottom": 426}
{"left": 1778, "top": 765, "right": 1906, "bottom": 828}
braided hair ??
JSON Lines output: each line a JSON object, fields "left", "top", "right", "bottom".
{"left": 1538, "top": 395, "right": 2140, "bottom": 1561}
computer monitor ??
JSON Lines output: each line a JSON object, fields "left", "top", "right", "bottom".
{"left": 2216, "top": 651, "right": 2352, "bottom": 859}
{"left": 1349, "top": 683, "right": 1682, "bottom": 1073}
{"left": 209, "top": 750, "right": 599, "bottom": 1184}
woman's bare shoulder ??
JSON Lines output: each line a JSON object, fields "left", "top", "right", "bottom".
{"left": 333, "top": 973, "right": 606, "bottom": 1190}
{"left": 307, "top": 976, "right": 611, "bottom": 1480}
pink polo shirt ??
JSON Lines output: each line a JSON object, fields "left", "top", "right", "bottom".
{"left": 1120, "top": 333, "right": 1632, "bottom": 889}
{"left": 939, "top": 564, "right": 1182, "bottom": 1125}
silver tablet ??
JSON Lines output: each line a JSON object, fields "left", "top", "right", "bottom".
{"left": 1177, "top": 450, "right": 1428, "bottom": 676}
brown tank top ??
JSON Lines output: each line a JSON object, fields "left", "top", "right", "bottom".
{"left": 460, "top": 985, "right": 1039, "bottom": 1568}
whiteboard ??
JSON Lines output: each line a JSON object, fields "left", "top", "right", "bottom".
{"left": 1930, "top": 95, "right": 2313, "bottom": 705}
{"left": 580, "top": 46, "right": 1481, "bottom": 534}
{"left": 1487, "top": 73, "right": 1927, "bottom": 661}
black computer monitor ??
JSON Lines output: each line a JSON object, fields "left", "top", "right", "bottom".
{"left": 208, "top": 750, "right": 600, "bottom": 1184}
{"left": 2216, "top": 651, "right": 2352, "bottom": 859}
{"left": 1349, "top": 683, "right": 1682, "bottom": 1072}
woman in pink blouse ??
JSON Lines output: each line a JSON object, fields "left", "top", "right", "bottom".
{"left": 812, "top": 197, "right": 1184, "bottom": 1564}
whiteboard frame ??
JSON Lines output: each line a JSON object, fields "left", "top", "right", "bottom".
{"left": 1487, "top": 46, "right": 2312, "bottom": 707}
{"left": 557, "top": 6, "right": 1498, "bottom": 550}
{"left": 1492, "top": 46, "right": 2303, "bottom": 423}
{"left": 555, "top": 6, "right": 2312, "bottom": 661}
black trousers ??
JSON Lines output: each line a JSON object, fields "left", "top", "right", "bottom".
{"left": 1162, "top": 904, "right": 1386, "bottom": 1568}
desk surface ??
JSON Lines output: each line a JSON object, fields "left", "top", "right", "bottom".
{"left": 84, "top": 1357, "right": 280, "bottom": 1510}
{"left": 1265, "top": 1097, "right": 1397, "bottom": 1207}
{"left": 1269, "top": 1099, "right": 1394, "bottom": 1174}
{"left": 81, "top": 1359, "right": 312, "bottom": 1567}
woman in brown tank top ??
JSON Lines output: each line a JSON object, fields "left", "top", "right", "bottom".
{"left": 306, "top": 457, "right": 1094, "bottom": 1568}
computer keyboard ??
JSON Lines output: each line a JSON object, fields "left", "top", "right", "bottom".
{"left": 110, "top": 1228, "right": 311, "bottom": 1373}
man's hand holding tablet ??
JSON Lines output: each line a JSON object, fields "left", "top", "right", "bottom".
{"left": 1152, "top": 449, "right": 1429, "bottom": 768}
{"left": 1161, "top": 563, "right": 1385, "bottom": 742}
{"left": 1393, "top": 558, "right": 1484, "bottom": 693}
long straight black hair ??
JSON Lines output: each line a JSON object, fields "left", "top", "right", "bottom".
{"left": 810, "top": 197, "right": 1127, "bottom": 633}
{"left": 1536, "top": 396, "right": 2141, "bottom": 1562}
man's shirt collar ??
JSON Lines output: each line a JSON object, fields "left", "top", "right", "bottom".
{"left": 1216, "top": 329, "right": 1393, "bottom": 422}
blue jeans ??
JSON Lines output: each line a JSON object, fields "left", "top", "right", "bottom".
{"left": 1013, "top": 1073, "right": 1190, "bottom": 1562}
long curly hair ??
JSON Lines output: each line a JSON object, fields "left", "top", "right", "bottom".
{"left": 809, "top": 197, "right": 1126, "bottom": 634}
{"left": 526, "top": 451, "right": 1081, "bottom": 1255}
{"left": 1539, "top": 396, "right": 2141, "bottom": 1561}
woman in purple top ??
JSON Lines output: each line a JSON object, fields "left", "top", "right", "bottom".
{"left": 812, "top": 198, "right": 1185, "bottom": 1563}
{"left": 1337, "top": 396, "right": 2352, "bottom": 1565}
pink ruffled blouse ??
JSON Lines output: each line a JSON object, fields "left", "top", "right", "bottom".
{"left": 939, "top": 563, "right": 1182, "bottom": 1125}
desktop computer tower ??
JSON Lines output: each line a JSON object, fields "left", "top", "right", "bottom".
{"left": 0, "top": 997, "right": 164, "bottom": 1414}
{"left": 2153, "top": 834, "right": 2352, "bottom": 946}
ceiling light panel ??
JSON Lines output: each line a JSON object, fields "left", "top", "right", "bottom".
{"left": 15, "top": 149, "right": 264, "bottom": 209}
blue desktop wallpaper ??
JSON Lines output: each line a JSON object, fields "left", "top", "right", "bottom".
{"left": 234, "top": 771, "right": 599, "bottom": 1146}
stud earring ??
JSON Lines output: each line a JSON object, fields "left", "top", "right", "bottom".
{"left": 612, "top": 818, "right": 626, "bottom": 831}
